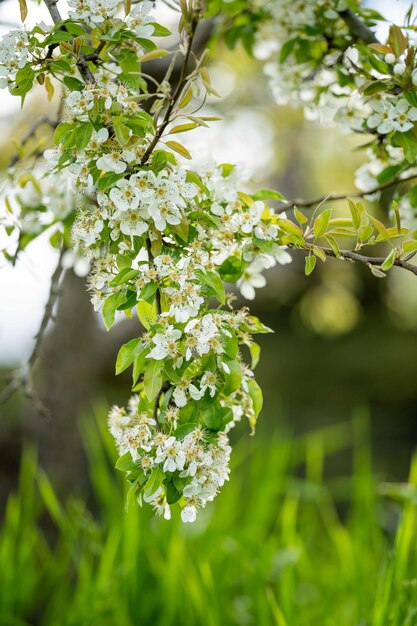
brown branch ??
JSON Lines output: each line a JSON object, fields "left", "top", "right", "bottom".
{"left": 278, "top": 174, "right": 417, "bottom": 212}
{"left": 9, "top": 116, "right": 58, "bottom": 167}
{"left": 43, "top": 0, "right": 95, "bottom": 84}
{"left": 300, "top": 243, "right": 417, "bottom": 277}
{"left": 140, "top": 17, "right": 199, "bottom": 165}
{"left": 338, "top": 8, "right": 379, "bottom": 45}
{"left": 0, "top": 247, "right": 66, "bottom": 418}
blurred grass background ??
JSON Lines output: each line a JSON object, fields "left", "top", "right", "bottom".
{"left": 1, "top": 406, "right": 417, "bottom": 626}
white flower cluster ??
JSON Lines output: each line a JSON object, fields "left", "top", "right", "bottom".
{"left": 0, "top": 3, "right": 286, "bottom": 523}
{"left": 69, "top": 153, "right": 291, "bottom": 310}
{"left": 1, "top": 171, "right": 76, "bottom": 239}
{"left": 255, "top": 0, "right": 350, "bottom": 111}
{"left": 354, "top": 146, "right": 417, "bottom": 196}
{"left": 109, "top": 399, "right": 231, "bottom": 523}
{"left": 367, "top": 97, "right": 417, "bottom": 135}
{"left": 68, "top": 0, "right": 120, "bottom": 24}
{"left": 68, "top": 0, "right": 155, "bottom": 31}
{"left": 0, "top": 29, "right": 29, "bottom": 86}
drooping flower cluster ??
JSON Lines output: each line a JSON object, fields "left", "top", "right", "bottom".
{"left": 255, "top": 0, "right": 351, "bottom": 114}
{"left": 0, "top": 29, "right": 30, "bottom": 86}
{"left": 0, "top": 0, "right": 295, "bottom": 522}
{"left": 251, "top": 0, "right": 417, "bottom": 243}
{"left": 109, "top": 396, "right": 232, "bottom": 522}
{"left": 68, "top": 0, "right": 154, "bottom": 33}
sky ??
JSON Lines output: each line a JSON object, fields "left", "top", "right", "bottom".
{"left": 0, "top": 0, "right": 409, "bottom": 365}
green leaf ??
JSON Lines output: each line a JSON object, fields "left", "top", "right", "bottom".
{"left": 63, "top": 76, "right": 85, "bottom": 91}
{"left": 115, "top": 452, "right": 138, "bottom": 472}
{"left": 54, "top": 122, "right": 74, "bottom": 146}
{"left": 75, "top": 122, "right": 93, "bottom": 151}
{"left": 200, "top": 401, "right": 224, "bottom": 431}
{"left": 166, "top": 480, "right": 182, "bottom": 504}
{"left": 370, "top": 265, "right": 386, "bottom": 278}
{"left": 313, "top": 209, "right": 332, "bottom": 239}
{"left": 150, "top": 22, "right": 171, "bottom": 37}
{"left": 19, "top": 0, "right": 28, "bottom": 22}
{"left": 394, "top": 130, "right": 417, "bottom": 163}
{"left": 313, "top": 246, "right": 327, "bottom": 263}
{"left": 294, "top": 207, "right": 308, "bottom": 225}
{"left": 11, "top": 65, "right": 35, "bottom": 100}
{"left": 223, "top": 359, "right": 243, "bottom": 395}
{"left": 144, "top": 467, "right": 164, "bottom": 500}
{"left": 223, "top": 329, "right": 238, "bottom": 359}
{"left": 358, "top": 224, "right": 374, "bottom": 242}
{"left": 109, "top": 268, "right": 140, "bottom": 287}
{"left": 305, "top": 255, "right": 316, "bottom": 276}
{"left": 174, "top": 423, "right": 199, "bottom": 439}
{"left": 389, "top": 25, "right": 407, "bottom": 57}
{"left": 139, "top": 281, "right": 158, "bottom": 302}
{"left": 116, "top": 338, "right": 144, "bottom": 375}
{"left": 403, "top": 240, "right": 417, "bottom": 253}
{"left": 218, "top": 256, "right": 244, "bottom": 283}
{"left": 249, "top": 342, "right": 261, "bottom": 369}
{"left": 171, "top": 215, "right": 189, "bottom": 243}
{"left": 97, "top": 172, "right": 126, "bottom": 191}
{"left": 137, "top": 300, "right": 157, "bottom": 329}
{"left": 381, "top": 249, "right": 396, "bottom": 271}
{"left": 195, "top": 269, "right": 225, "bottom": 304}
{"left": 114, "top": 121, "right": 130, "bottom": 146}
{"left": 102, "top": 292, "right": 127, "bottom": 330}
{"left": 144, "top": 360, "right": 163, "bottom": 402}
{"left": 165, "top": 140, "right": 192, "bottom": 159}
{"left": 348, "top": 199, "right": 361, "bottom": 231}
{"left": 133, "top": 349, "right": 147, "bottom": 385}
{"left": 252, "top": 188, "right": 285, "bottom": 201}
{"left": 278, "top": 218, "right": 304, "bottom": 239}
{"left": 247, "top": 379, "right": 263, "bottom": 418}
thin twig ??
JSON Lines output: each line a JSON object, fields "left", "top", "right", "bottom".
{"left": 0, "top": 248, "right": 66, "bottom": 418}
{"left": 43, "top": 0, "right": 95, "bottom": 84}
{"left": 338, "top": 8, "right": 379, "bottom": 44}
{"left": 278, "top": 174, "right": 417, "bottom": 212}
{"left": 9, "top": 116, "right": 58, "bottom": 167}
{"left": 300, "top": 243, "right": 417, "bottom": 276}
{"left": 140, "top": 18, "right": 199, "bottom": 165}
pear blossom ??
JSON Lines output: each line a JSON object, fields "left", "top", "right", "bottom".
{"left": 127, "top": 1, "right": 155, "bottom": 37}
{"left": 148, "top": 326, "right": 182, "bottom": 360}
{"left": 66, "top": 90, "right": 95, "bottom": 116}
{"left": 96, "top": 152, "right": 128, "bottom": 174}
{"left": 110, "top": 179, "right": 140, "bottom": 212}
{"left": 237, "top": 259, "right": 267, "bottom": 300}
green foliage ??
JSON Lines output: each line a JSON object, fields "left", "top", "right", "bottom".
{"left": 0, "top": 407, "right": 416, "bottom": 626}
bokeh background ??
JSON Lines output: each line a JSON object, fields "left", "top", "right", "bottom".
{"left": 0, "top": 1, "right": 417, "bottom": 625}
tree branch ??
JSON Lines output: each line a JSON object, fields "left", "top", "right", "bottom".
{"left": 278, "top": 174, "right": 417, "bottom": 212}
{"left": 299, "top": 243, "right": 417, "bottom": 277}
{"left": 140, "top": 18, "right": 199, "bottom": 165}
{"left": 9, "top": 116, "right": 58, "bottom": 167}
{"left": 43, "top": 0, "right": 95, "bottom": 84}
{"left": 338, "top": 8, "right": 379, "bottom": 44}
{"left": 0, "top": 247, "right": 66, "bottom": 418}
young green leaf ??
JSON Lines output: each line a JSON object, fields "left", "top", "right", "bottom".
{"left": 116, "top": 338, "right": 144, "bottom": 375}
{"left": 144, "top": 360, "right": 163, "bottom": 402}
{"left": 305, "top": 255, "right": 316, "bottom": 276}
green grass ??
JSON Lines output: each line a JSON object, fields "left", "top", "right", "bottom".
{"left": 0, "top": 405, "right": 416, "bottom": 626}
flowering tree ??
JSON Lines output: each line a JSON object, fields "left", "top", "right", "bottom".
{"left": 2, "top": 0, "right": 417, "bottom": 522}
